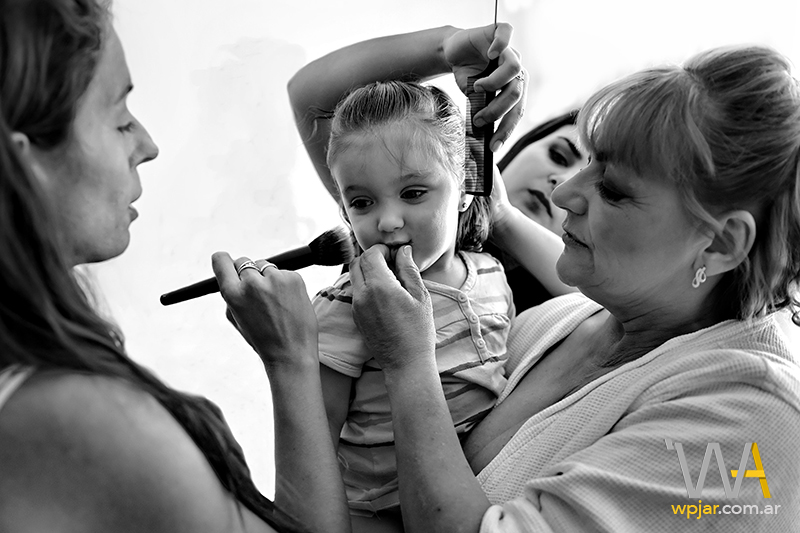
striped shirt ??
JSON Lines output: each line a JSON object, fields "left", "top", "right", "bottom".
{"left": 313, "top": 251, "right": 515, "bottom": 511}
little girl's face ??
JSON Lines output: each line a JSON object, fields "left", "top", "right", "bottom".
{"left": 331, "top": 127, "right": 463, "bottom": 277}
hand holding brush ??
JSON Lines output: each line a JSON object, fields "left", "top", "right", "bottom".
{"left": 160, "top": 226, "right": 355, "bottom": 306}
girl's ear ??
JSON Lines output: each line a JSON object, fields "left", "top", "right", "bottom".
{"left": 699, "top": 209, "right": 757, "bottom": 277}
{"left": 459, "top": 191, "right": 474, "bottom": 212}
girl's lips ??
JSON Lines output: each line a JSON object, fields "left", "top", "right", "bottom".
{"left": 528, "top": 189, "right": 553, "bottom": 217}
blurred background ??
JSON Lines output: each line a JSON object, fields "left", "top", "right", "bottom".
{"left": 95, "top": 0, "right": 800, "bottom": 496}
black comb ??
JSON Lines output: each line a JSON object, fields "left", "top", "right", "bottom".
{"left": 464, "top": 0, "right": 500, "bottom": 197}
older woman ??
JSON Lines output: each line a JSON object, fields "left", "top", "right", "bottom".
{"left": 0, "top": 1, "right": 525, "bottom": 531}
{"left": 222, "top": 39, "right": 800, "bottom": 532}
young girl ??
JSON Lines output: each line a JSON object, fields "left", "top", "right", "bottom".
{"left": 310, "top": 80, "right": 515, "bottom": 528}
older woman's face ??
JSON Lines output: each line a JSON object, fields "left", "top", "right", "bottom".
{"left": 32, "top": 28, "right": 158, "bottom": 265}
{"left": 552, "top": 157, "right": 707, "bottom": 311}
{"left": 502, "top": 125, "right": 588, "bottom": 234}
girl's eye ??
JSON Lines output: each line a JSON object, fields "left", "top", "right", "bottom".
{"left": 548, "top": 147, "right": 568, "bottom": 167}
{"left": 595, "top": 180, "right": 626, "bottom": 203}
{"left": 118, "top": 122, "right": 135, "bottom": 133}
{"left": 401, "top": 189, "right": 426, "bottom": 200}
{"left": 349, "top": 198, "right": 372, "bottom": 210}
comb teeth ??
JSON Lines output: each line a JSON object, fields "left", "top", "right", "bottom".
{"left": 464, "top": 58, "right": 498, "bottom": 197}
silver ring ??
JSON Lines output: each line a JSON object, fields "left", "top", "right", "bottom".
{"left": 515, "top": 70, "right": 526, "bottom": 83}
{"left": 258, "top": 261, "right": 278, "bottom": 273}
{"left": 236, "top": 260, "right": 258, "bottom": 276}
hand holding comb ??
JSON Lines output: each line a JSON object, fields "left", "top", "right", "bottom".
{"left": 464, "top": 0, "right": 501, "bottom": 197}
{"left": 160, "top": 226, "right": 355, "bottom": 306}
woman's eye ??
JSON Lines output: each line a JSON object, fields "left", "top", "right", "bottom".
{"left": 595, "top": 180, "right": 626, "bottom": 203}
{"left": 401, "top": 189, "right": 426, "bottom": 200}
{"left": 118, "top": 122, "right": 135, "bottom": 133}
{"left": 548, "top": 147, "right": 568, "bottom": 167}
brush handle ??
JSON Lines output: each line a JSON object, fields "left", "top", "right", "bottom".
{"left": 159, "top": 245, "right": 313, "bottom": 306}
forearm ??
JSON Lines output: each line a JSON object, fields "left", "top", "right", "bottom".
{"left": 383, "top": 359, "right": 490, "bottom": 533}
{"left": 288, "top": 26, "right": 459, "bottom": 116}
{"left": 287, "top": 26, "right": 461, "bottom": 197}
{"left": 492, "top": 208, "right": 576, "bottom": 296}
{"left": 269, "top": 360, "right": 350, "bottom": 533}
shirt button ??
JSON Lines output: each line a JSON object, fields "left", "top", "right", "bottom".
{"left": 458, "top": 294, "right": 468, "bottom": 302}
{"left": 476, "top": 339, "right": 486, "bottom": 348}
{"left": 469, "top": 314, "right": 479, "bottom": 323}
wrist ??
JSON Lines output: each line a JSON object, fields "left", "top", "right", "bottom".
{"left": 262, "top": 348, "right": 319, "bottom": 380}
{"left": 435, "top": 25, "right": 463, "bottom": 73}
{"left": 492, "top": 203, "right": 524, "bottom": 245}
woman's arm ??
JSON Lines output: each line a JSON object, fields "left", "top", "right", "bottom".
{"left": 0, "top": 373, "right": 277, "bottom": 533}
{"left": 213, "top": 253, "right": 351, "bottom": 533}
{"left": 490, "top": 167, "right": 576, "bottom": 297}
{"left": 288, "top": 23, "right": 526, "bottom": 197}
{"left": 349, "top": 246, "right": 491, "bottom": 533}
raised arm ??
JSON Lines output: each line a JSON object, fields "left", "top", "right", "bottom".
{"left": 288, "top": 23, "right": 526, "bottom": 198}
{"left": 490, "top": 167, "right": 577, "bottom": 296}
{"left": 213, "top": 253, "right": 351, "bottom": 533}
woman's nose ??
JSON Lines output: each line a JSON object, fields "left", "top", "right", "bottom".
{"left": 134, "top": 117, "right": 159, "bottom": 166}
{"left": 548, "top": 166, "right": 582, "bottom": 190}
{"left": 551, "top": 167, "right": 588, "bottom": 215}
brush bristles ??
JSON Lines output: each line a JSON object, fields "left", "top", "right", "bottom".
{"left": 308, "top": 226, "right": 357, "bottom": 266}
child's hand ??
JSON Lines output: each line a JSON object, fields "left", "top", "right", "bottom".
{"left": 442, "top": 22, "right": 526, "bottom": 151}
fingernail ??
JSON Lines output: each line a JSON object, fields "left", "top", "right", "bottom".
{"left": 474, "top": 116, "right": 486, "bottom": 128}
{"left": 491, "top": 140, "right": 503, "bottom": 152}
{"left": 403, "top": 245, "right": 412, "bottom": 256}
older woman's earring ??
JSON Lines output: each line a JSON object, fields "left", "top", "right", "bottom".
{"left": 692, "top": 266, "right": 707, "bottom": 288}
{"left": 459, "top": 200, "right": 469, "bottom": 212}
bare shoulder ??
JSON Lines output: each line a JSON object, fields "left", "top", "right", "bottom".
{"left": 0, "top": 371, "right": 275, "bottom": 533}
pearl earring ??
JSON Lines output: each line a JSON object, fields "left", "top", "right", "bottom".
{"left": 691, "top": 266, "right": 707, "bottom": 288}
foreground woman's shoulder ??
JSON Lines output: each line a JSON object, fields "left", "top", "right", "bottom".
{"left": 0, "top": 370, "right": 275, "bottom": 533}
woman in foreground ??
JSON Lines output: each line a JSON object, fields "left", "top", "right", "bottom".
{"left": 0, "top": 0, "right": 343, "bottom": 530}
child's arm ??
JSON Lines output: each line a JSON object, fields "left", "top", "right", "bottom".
{"left": 288, "top": 23, "right": 525, "bottom": 198}
{"left": 490, "top": 167, "right": 577, "bottom": 296}
{"left": 319, "top": 364, "right": 352, "bottom": 449}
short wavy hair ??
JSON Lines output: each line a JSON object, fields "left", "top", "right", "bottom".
{"left": 579, "top": 45, "right": 800, "bottom": 324}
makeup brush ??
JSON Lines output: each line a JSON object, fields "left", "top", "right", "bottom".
{"left": 160, "top": 226, "right": 355, "bottom": 306}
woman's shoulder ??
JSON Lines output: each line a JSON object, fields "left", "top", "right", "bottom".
{"left": 0, "top": 370, "right": 273, "bottom": 532}
{"left": 511, "top": 293, "right": 601, "bottom": 336}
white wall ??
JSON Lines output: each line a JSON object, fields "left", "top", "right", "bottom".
{"left": 92, "top": 0, "right": 800, "bottom": 496}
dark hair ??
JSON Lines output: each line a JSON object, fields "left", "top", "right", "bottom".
{"left": 0, "top": 1, "right": 306, "bottom": 530}
{"left": 497, "top": 109, "right": 579, "bottom": 173}
{"left": 579, "top": 45, "right": 800, "bottom": 324}
{"left": 328, "top": 80, "right": 492, "bottom": 252}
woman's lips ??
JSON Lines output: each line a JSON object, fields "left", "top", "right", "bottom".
{"left": 528, "top": 189, "right": 552, "bottom": 217}
{"left": 561, "top": 227, "right": 587, "bottom": 247}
